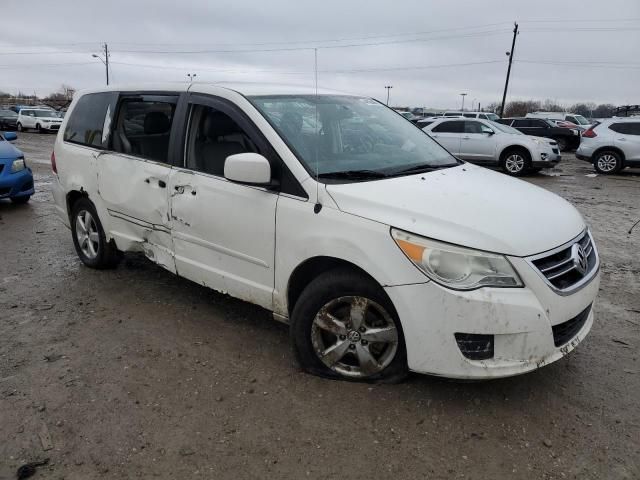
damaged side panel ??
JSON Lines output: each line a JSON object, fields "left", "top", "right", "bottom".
{"left": 96, "top": 153, "right": 176, "bottom": 273}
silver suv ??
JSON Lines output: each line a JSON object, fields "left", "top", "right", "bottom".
{"left": 576, "top": 118, "right": 640, "bottom": 174}
{"left": 422, "top": 118, "right": 561, "bottom": 176}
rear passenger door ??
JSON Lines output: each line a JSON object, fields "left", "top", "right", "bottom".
{"left": 167, "top": 94, "right": 278, "bottom": 310}
{"left": 429, "top": 120, "right": 464, "bottom": 155}
{"left": 96, "top": 93, "right": 180, "bottom": 272}
{"left": 458, "top": 120, "right": 496, "bottom": 162}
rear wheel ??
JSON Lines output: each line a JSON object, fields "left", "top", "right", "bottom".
{"left": 291, "top": 268, "right": 408, "bottom": 383}
{"left": 593, "top": 150, "right": 622, "bottom": 174}
{"left": 70, "top": 198, "right": 120, "bottom": 269}
{"left": 500, "top": 148, "right": 531, "bottom": 176}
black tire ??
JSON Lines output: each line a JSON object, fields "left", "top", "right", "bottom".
{"left": 70, "top": 197, "right": 121, "bottom": 269}
{"left": 500, "top": 147, "right": 531, "bottom": 176}
{"left": 35, "top": 123, "right": 42, "bottom": 133}
{"left": 10, "top": 196, "right": 30, "bottom": 204}
{"left": 552, "top": 136, "right": 568, "bottom": 152}
{"left": 593, "top": 150, "right": 623, "bottom": 174}
{"left": 16, "top": 122, "right": 23, "bottom": 132}
{"left": 290, "top": 267, "right": 408, "bottom": 383}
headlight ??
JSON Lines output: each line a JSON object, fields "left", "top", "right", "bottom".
{"left": 391, "top": 229, "right": 523, "bottom": 290}
{"left": 11, "top": 158, "right": 25, "bottom": 173}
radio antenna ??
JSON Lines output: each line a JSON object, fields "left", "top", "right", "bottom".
{"left": 313, "top": 47, "right": 322, "bottom": 214}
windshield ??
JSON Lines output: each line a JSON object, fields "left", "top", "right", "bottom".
{"left": 573, "top": 115, "right": 589, "bottom": 125}
{"left": 34, "top": 110, "right": 56, "bottom": 118}
{"left": 490, "top": 121, "right": 523, "bottom": 135}
{"left": 249, "top": 95, "right": 458, "bottom": 181}
{"left": 485, "top": 113, "right": 500, "bottom": 121}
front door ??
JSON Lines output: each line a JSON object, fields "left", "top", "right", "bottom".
{"left": 458, "top": 120, "right": 496, "bottom": 162}
{"left": 97, "top": 93, "right": 179, "bottom": 272}
{"left": 168, "top": 96, "right": 277, "bottom": 309}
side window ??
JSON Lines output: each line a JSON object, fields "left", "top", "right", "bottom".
{"left": 531, "top": 120, "right": 547, "bottom": 128}
{"left": 566, "top": 116, "right": 576, "bottom": 123}
{"left": 463, "top": 113, "right": 476, "bottom": 118}
{"left": 63, "top": 93, "right": 118, "bottom": 148}
{"left": 629, "top": 123, "right": 640, "bottom": 135}
{"left": 610, "top": 123, "right": 640, "bottom": 135}
{"left": 184, "top": 104, "right": 258, "bottom": 176}
{"left": 111, "top": 96, "right": 177, "bottom": 163}
{"left": 464, "top": 121, "right": 483, "bottom": 134}
{"left": 432, "top": 121, "right": 464, "bottom": 133}
{"left": 479, "top": 114, "right": 489, "bottom": 120}
{"left": 512, "top": 119, "right": 530, "bottom": 128}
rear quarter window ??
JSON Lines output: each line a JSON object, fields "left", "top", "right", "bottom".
{"left": 64, "top": 92, "right": 118, "bottom": 148}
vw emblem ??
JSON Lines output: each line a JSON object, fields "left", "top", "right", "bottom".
{"left": 571, "top": 244, "right": 589, "bottom": 276}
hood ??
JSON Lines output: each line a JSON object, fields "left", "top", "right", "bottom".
{"left": 325, "top": 164, "right": 585, "bottom": 257}
{"left": 0, "top": 140, "right": 22, "bottom": 160}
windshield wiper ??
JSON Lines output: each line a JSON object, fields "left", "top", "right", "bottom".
{"left": 317, "top": 169, "right": 388, "bottom": 180}
{"left": 387, "top": 163, "right": 458, "bottom": 176}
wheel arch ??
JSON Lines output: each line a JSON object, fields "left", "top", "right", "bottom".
{"left": 499, "top": 144, "right": 532, "bottom": 161}
{"left": 593, "top": 146, "right": 625, "bottom": 162}
{"left": 286, "top": 256, "right": 385, "bottom": 316}
{"left": 66, "top": 189, "right": 89, "bottom": 222}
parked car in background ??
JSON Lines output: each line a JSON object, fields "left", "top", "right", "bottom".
{"left": 526, "top": 112, "right": 592, "bottom": 129}
{"left": 17, "top": 108, "right": 64, "bottom": 133}
{"left": 51, "top": 83, "right": 598, "bottom": 382}
{"left": 440, "top": 111, "right": 500, "bottom": 121}
{"left": 0, "top": 109, "right": 19, "bottom": 130}
{"left": 497, "top": 117, "right": 580, "bottom": 151}
{"left": 422, "top": 118, "right": 561, "bottom": 176}
{"left": 0, "top": 132, "right": 34, "bottom": 203}
{"left": 576, "top": 118, "right": 640, "bottom": 174}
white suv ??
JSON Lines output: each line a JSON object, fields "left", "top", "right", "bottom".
{"left": 422, "top": 118, "right": 561, "bottom": 176}
{"left": 17, "top": 108, "right": 63, "bottom": 133}
{"left": 576, "top": 118, "right": 640, "bottom": 174}
{"left": 51, "top": 84, "right": 599, "bottom": 381}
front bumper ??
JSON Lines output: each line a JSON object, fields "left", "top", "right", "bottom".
{"left": 0, "top": 165, "right": 34, "bottom": 199}
{"left": 385, "top": 256, "right": 600, "bottom": 379}
{"left": 532, "top": 150, "right": 562, "bottom": 169}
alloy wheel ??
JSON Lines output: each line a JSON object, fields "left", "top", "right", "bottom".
{"left": 597, "top": 154, "right": 617, "bottom": 173}
{"left": 311, "top": 296, "right": 398, "bottom": 378}
{"left": 505, "top": 154, "right": 525, "bottom": 173}
{"left": 75, "top": 210, "right": 100, "bottom": 259}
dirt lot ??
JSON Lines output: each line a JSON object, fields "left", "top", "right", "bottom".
{"left": 1, "top": 132, "right": 639, "bottom": 479}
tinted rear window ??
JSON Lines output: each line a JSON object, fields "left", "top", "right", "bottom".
{"left": 432, "top": 120, "right": 464, "bottom": 133}
{"left": 64, "top": 92, "right": 118, "bottom": 148}
{"left": 609, "top": 122, "right": 640, "bottom": 135}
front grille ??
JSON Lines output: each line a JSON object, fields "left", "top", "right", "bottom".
{"left": 552, "top": 148, "right": 559, "bottom": 154}
{"left": 529, "top": 231, "right": 598, "bottom": 293}
{"left": 455, "top": 333, "right": 494, "bottom": 360}
{"left": 552, "top": 304, "right": 591, "bottom": 347}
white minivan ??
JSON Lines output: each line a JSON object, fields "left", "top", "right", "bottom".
{"left": 51, "top": 84, "right": 600, "bottom": 382}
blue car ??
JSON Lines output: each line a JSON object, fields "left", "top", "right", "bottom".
{"left": 0, "top": 132, "right": 34, "bottom": 204}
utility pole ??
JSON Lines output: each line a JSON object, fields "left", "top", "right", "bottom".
{"left": 460, "top": 93, "right": 467, "bottom": 111}
{"left": 499, "top": 22, "right": 518, "bottom": 118}
{"left": 385, "top": 86, "right": 393, "bottom": 105}
{"left": 92, "top": 43, "right": 110, "bottom": 86}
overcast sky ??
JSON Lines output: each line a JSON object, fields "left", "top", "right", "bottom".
{"left": 1, "top": 0, "right": 639, "bottom": 109}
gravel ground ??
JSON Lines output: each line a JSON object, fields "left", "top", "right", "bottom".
{"left": 1, "top": 132, "right": 639, "bottom": 479}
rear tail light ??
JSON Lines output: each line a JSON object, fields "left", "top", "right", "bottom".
{"left": 51, "top": 151, "right": 57, "bottom": 173}
{"left": 582, "top": 128, "right": 597, "bottom": 138}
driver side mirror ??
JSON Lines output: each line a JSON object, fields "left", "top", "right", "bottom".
{"left": 3, "top": 132, "right": 17, "bottom": 142}
{"left": 483, "top": 129, "right": 495, "bottom": 136}
{"left": 224, "top": 153, "right": 272, "bottom": 186}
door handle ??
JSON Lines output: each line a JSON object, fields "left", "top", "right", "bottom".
{"left": 617, "top": 138, "right": 626, "bottom": 141}
{"left": 462, "top": 136, "right": 471, "bottom": 140}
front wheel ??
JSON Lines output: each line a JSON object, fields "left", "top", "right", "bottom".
{"left": 70, "top": 198, "right": 121, "bottom": 269}
{"left": 16, "top": 122, "right": 23, "bottom": 132}
{"left": 552, "top": 136, "right": 568, "bottom": 152}
{"left": 290, "top": 268, "right": 408, "bottom": 383}
{"left": 593, "top": 150, "right": 622, "bottom": 174}
{"left": 500, "top": 148, "right": 531, "bottom": 176}
{"left": 35, "top": 123, "right": 42, "bottom": 133}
